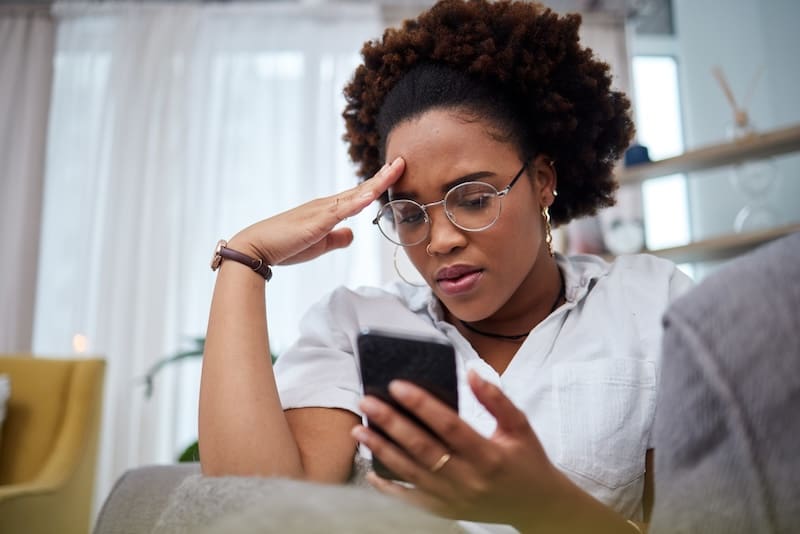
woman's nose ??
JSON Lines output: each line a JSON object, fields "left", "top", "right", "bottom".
{"left": 425, "top": 206, "right": 467, "bottom": 255}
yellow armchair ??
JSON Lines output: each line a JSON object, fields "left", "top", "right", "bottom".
{"left": 0, "top": 355, "right": 105, "bottom": 534}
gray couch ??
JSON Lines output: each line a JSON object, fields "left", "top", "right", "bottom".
{"left": 650, "top": 232, "right": 800, "bottom": 533}
{"left": 93, "top": 464, "right": 200, "bottom": 534}
{"left": 92, "top": 461, "right": 461, "bottom": 534}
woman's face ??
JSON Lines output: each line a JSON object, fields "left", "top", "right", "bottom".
{"left": 384, "top": 108, "right": 556, "bottom": 323}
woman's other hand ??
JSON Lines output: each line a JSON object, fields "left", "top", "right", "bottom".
{"left": 352, "top": 370, "right": 628, "bottom": 533}
{"left": 229, "top": 157, "right": 404, "bottom": 266}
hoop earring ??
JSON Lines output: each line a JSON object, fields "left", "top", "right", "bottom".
{"left": 393, "top": 246, "right": 426, "bottom": 287}
{"left": 426, "top": 244, "right": 434, "bottom": 257}
{"left": 542, "top": 206, "right": 554, "bottom": 257}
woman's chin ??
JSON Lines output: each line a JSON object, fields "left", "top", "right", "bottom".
{"left": 438, "top": 294, "right": 499, "bottom": 324}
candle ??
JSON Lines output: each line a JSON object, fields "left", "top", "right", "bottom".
{"left": 72, "top": 333, "right": 89, "bottom": 354}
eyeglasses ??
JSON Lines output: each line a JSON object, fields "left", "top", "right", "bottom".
{"left": 372, "top": 162, "right": 528, "bottom": 247}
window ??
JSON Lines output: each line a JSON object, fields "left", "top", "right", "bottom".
{"left": 631, "top": 55, "right": 691, "bottom": 251}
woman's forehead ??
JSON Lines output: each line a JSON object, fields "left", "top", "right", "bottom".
{"left": 385, "top": 111, "right": 517, "bottom": 170}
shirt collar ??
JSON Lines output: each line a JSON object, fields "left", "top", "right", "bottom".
{"left": 556, "top": 253, "right": 611, "bottom": 304}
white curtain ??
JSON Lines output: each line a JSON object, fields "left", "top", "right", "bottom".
{"left": 0, "top": 7, "right": 55, "bottom": 352}
{"left": 34, "top": 1, "right": 382, "bottom": 515}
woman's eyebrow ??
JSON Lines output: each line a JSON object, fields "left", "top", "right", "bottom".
{"left": 440, "top": 171, "right": 496, "bottom": 193}
{"left": 390, "top": 170, "right": 498, "bottom": 201}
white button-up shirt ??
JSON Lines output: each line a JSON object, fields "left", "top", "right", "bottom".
{"left": 274, "top": 253, "right": 693, "bottom": 531}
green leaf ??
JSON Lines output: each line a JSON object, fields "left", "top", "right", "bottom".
{"left": 178, "top": 440, "right": 200, "bottom": 463}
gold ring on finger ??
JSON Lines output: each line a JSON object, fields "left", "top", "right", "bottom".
{"left": 430, "top": 453, "right": 451, "bottom": 473}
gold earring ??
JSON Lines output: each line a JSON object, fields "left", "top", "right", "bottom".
{"left": 542, "top": 206, "right": 554, "bottom": 257}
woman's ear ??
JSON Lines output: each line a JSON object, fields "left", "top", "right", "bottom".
{"left": 530, "top": 154, "right": 558, "bottom": 207}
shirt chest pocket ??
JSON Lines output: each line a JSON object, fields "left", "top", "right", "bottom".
{"left": 552, "top": 358, "right": 656, "bottom": 489}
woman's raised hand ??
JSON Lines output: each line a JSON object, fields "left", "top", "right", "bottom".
{"left": 228, "top": 157, "right": 404, "bottom": 267}
{"left": 351, "top": 370, "right": 599, "bottom": 533}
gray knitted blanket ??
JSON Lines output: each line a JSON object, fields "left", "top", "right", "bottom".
{"left": 152, "top": 459, "right": 461, "bottom": 534}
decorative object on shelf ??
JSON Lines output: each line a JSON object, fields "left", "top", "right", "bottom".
{"left": 712, "top": 65, "right": 780, "bottom": 233}
{"left": 712, "top": 65, "right": 763, "bottom": 141}
{"left": 730, "top": 161, "right": 781, "bottom": 233}
{"left": 612, "top": 123, "right": 800, "bottom": 264}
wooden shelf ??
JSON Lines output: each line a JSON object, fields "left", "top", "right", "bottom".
{"left": 616, "top": 123, "right": 800, "bottom": 186}
{"left": 641, "top": 223, "right": 800, "bottom": 264}
{"left": 601, "top": 123, "right": 800, "bottom": 265}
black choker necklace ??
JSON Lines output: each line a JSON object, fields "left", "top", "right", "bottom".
{"left": 459, "top": 270, "right": 565, "bottom": 342}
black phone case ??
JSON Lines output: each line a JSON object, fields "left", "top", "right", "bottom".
{"left": 357, "top": 329, "right": 458, "bottom": 481}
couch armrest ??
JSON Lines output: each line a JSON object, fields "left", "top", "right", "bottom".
{"left": 93, "top": 463, "right": 200, "bottom": 534}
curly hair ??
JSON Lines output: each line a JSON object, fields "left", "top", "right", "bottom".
{"left": 342, "top": 0, "right": 634, "bottom": 225}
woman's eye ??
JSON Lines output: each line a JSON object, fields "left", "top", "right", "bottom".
{"left": 398, "top": 211, "right": 425, "bottom": 225}
{"left": 458, "top": 194, "right": 492, "bottom": 210}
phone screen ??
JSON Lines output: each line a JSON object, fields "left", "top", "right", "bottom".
{"left": 357, "top": 329, "right": 458, "bottom": 480}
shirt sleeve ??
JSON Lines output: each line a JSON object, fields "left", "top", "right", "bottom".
{"left": 273, "top": 287, "right": 363, "bottom": 416}
{"left": 272, "top": 284, "right": 434, "bottom": 416}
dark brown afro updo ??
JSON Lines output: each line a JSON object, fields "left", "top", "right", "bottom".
{"left": 342, "top": 0, "right": 634, "bottom": 225}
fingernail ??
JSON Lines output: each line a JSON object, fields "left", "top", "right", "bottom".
{"left": 388, "top": 380, "right": 413, "bottom": 399}
{"left": 468, "top": 369, "right": 486, "bottom": 387}
{"left": 365, "top": 472, "right": 383, "bottom": 486}
{"left": 359, "top": 190, "right": 374, "bottom": 200}
{"left": 360, "top": 396, "right": 379, "bottom": 414}
{"left": 367, "top": 471, "right": 391, "bottom": 488}
{"left": 351, "top": 425, "right": 368, "bottom": 442}
{"left": 390, "top": 156, "right": 402, "bottom": 166}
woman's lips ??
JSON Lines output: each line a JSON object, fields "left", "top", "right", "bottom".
{"left": 435, "top": 265, "right": 483, "bottom": 296}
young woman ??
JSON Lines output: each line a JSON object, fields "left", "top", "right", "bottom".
{"left": 199, "top": 1, "right": 692, "bottom": 532}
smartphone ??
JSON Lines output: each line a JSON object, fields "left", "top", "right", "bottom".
{"left": 357, "top": 328, "right": 458, "bottom": 480}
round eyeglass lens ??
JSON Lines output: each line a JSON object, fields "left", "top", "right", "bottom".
{"left": 377, "top": 200, "right": 429, "bottom": 246}
{"left": 446, "top": 182, "right": 501, "bottom": 230}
